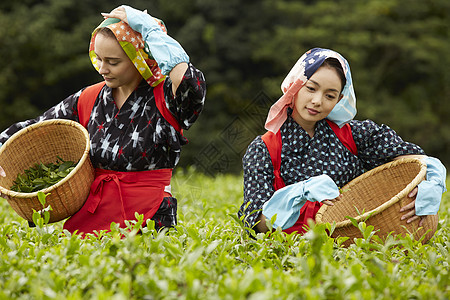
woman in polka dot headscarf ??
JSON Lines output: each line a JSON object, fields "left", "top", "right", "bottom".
{"left": 0, "top": 5, "right": 206, "bottom": 235}
{"left": 238, "top": 48, "right": 446, "bottom": 235}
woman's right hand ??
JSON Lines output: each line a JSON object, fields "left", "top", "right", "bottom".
{"left": 101, "top": 6, "right": 128, "bottom": 23}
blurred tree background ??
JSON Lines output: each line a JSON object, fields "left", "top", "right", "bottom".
{"left": 0, "top": 0, "right": 449, "bottom": 174}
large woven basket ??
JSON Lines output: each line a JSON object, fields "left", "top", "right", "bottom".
{"left": 0, "top": 119, "right": 94, "bottom": 223}
{"left": 315, "top": 158, "right": 439, "bottom": 246}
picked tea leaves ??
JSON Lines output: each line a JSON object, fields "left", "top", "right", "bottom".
{"left": 11, "top": 156, "right": 77, "bottom": 193}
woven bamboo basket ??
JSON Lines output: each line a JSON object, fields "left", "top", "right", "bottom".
{"left": 0, "top": 119, "right": 94, "bottom": 223}
{"left": 315, "top": 158, "right": 439, "bottom": 246}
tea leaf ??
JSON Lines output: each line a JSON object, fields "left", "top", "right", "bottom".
{"left": 10, "top": 158, "right": 77, "bottom": 192}
{"left": 37, "top": 191, "right": 48, "bottom": 207}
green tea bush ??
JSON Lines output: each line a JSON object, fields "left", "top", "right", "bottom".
{"left": 0, "top": 168, "right": 449, "bottom": 299}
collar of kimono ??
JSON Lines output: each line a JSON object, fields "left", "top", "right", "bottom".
{"left": 89, "top": 17, "right": 166, "bottom": 87}
{"left": 265, "top": 48, "right": 357, "bottom": 133}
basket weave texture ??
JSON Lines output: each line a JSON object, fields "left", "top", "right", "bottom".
{"left": 315, "top": 158, "right": 439, "bottom": 246}
{"left": 0, "top": 119, "right": 94, "bottom": 223}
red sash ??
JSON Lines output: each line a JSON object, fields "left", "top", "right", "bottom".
{"left": 63, "top": 168, "right": 172, "bottom": 235}
{"left": 261, "top": 121, "right": 357, "bottom": 234}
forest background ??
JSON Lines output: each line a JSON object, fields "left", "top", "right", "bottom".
{"left": 0, "top": 0, "right": 449, "bottom": 174}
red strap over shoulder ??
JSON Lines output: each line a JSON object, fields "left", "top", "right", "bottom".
{"left": 153, "top": 83, "right": 183, "bottom": 135}
{"left": 261, "top": 129, "right": 319, "bottom": 235}
{"left": 262, "top": 121, "right": 357, "bottom": 191}
{"left": 77, "top": 81, "right": 183, "bottom": 135}
{"left": 78, "top": 82, "right": 105, "bottom": 128}
{"left": 261, "top": 130, "right": 285, "bottom": 190}
{"left": 326, "top": 120, "right": 358, "bottom": 156}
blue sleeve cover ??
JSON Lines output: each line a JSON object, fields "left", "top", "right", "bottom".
{"left": 262, "top": 174, "right": 340, "bottom": 229}
{"left": 415, "top": 157, "right": 447, "bottom": 215}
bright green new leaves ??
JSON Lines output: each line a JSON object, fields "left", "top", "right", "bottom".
{"left": 10, "top": 157, "right": 76, "bottom": 193}
{"left": 0, "top": 170, "right": 449, "bottom": 299}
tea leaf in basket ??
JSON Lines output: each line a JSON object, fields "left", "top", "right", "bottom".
{"left": 10, "top": 157, "right": 77, "bottom": 193}
{"left": 58, "top": 161, "right": 75, "bottom": 173}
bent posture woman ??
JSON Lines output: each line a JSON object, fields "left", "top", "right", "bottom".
{"left": 238, "top": 48, "right": 446, "bottom": 234}
{"left": 0, "top": 6, "right": 206, "bottom": 235}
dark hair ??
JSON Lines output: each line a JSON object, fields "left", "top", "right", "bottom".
{"left": 321, "top": 57, "right": 346, "bottom": 92}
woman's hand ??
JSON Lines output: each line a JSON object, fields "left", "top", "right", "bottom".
{"left": 101, "top": 6, "right": 128, "bottom": 23}
{"left": 101, "top": 6, "right": 150, "bottom": 24}
{"left": 394, "top": 155, "right": 435, "bottom": 227}
{"left": 322, "top": 194, "right": 342, "bottom": 206}
{"left": 400, "top": 186, "right": 427, "bottom": 227}
{"left": 0, "top": 166, "right": 8, "bottom": 200}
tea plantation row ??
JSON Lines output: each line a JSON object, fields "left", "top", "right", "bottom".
{"left": 0, "top": 169, "right": 448, "bottom": 299}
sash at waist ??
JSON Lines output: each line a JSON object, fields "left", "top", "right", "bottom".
{"left": 86, "top": 168, "right": 173, "bottom": 217}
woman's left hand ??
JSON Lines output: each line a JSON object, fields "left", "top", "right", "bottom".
{"left": 400, "top": 186, "right": 427, "bottom": 226}
{"left": 322, "top": 194, "right": 342, "bottom": 206}
{"left": 101, "top": 6, "right": 128, "bottom": 23}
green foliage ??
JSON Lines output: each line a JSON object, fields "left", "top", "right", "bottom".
{"left": 0, "top": 0, "right": 159, "bottom": 125}
{"left": 249, "top": 0, "right": 450, "bottom": 164}
{"left": 11, "top": 157, "right": 76, "bottom": 192}
{"left": 32, "top": 191, "right": 52, "bottom": 228}
{"left": 0, "top": 170, "right": 449, "bottom": 299}
{"left": 165, "top": 0, "right": 450, "bottom": 171}
{"left": 0, "top": 0, "right": 449, "bottom": 172}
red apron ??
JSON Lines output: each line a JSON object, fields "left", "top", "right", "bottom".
{"left": 63, "top": 168, "right": 172, "bottom": 235}
{"left": 261, "top": 120, "right": 357, "bottom": 234}
{"left": 70, "top": 81, "right": 183, "bottom": 235}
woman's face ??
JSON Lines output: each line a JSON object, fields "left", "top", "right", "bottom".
{"left": 94, "top": 33, "right": 142, "bottom": 89}
{"left": 291, "top": 66, "right": 343, "bottom": 128}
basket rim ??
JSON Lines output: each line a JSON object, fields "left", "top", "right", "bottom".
{"left": 0, "top": 119, "right": 90, "bottom": 198}
{"left": 315, "top": 158, "right": 427, "bottom": 227}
